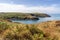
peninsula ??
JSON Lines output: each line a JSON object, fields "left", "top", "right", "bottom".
{"left": 0, "top": 12, "right": 50, "bottom": 20}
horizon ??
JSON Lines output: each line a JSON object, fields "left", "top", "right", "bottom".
{"left": 0, "top": 0, "right": 60, "bottom": 14}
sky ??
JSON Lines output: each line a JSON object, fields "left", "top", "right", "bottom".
{"left": 0, "top": 0, "right": 60, "bottom": 14}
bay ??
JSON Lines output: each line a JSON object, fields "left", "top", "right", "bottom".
{"left": 11, "top": 14, "right": 60, "bottom": 24}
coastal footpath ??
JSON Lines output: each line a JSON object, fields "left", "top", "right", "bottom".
{"left": 0, "top": 19, "right": 60, "bottom": 40}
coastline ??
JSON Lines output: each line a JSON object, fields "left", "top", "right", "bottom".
{"left": 0, "top": 13, "right": 60, "bottom": 40}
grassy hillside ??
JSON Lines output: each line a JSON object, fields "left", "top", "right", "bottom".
{"left": 0, "top": 19, "right": 60, "bottom": 40}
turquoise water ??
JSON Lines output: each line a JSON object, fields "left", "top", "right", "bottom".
{"left": 11, "top": 14, "right": 60, "bottom": 24}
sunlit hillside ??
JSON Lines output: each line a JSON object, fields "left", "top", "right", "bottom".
{"left": 0, "top": 19, "right": 60, "bottom": 40}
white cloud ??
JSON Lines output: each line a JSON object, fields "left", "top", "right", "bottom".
{"left": 0, "top": 3, "right": 60, "bottom": 14}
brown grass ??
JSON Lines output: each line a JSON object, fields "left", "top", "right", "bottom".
{"left": 0, "top": 19, "right": 60, "bottom": 40}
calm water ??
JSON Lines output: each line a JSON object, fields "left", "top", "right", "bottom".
{"left": 11, "top": 14, "right": 60, "bottom": 24}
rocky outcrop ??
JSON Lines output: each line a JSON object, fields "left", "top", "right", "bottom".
{"left": 7, "top": 16, "right": 39, "bottom": 20}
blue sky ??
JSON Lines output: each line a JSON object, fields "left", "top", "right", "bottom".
{"left": 0, "top": 0, "right": 60, "bottom": 6}
{"left": 0, "top": 0, "right": 60, "bottom": 13}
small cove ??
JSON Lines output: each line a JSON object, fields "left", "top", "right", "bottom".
{"left": 11, "top": 14, "right": 60, "bottom": 24}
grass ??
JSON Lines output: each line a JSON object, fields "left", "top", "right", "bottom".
{"left": 0, "top": 20, "right": 59, "bottom": 40}
{"left": 0, "top": 19, "right": 52, "bottom": 40}
{"left": 0, "top": 21, "right": 44, "bottom": 40}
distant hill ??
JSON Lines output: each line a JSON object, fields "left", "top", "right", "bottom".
{"left": 0, "top": 12, "right": 50, "bottom": 20}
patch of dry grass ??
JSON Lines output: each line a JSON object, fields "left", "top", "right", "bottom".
{"left": 0, "top": 19, "right": 60, "bottom": 40}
